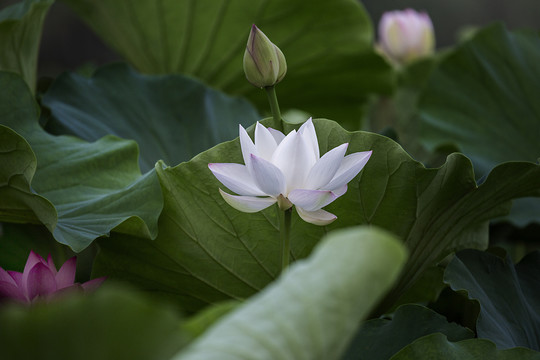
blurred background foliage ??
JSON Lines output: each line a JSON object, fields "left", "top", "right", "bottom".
{"left": 0, "top": 0, "right": 537, "bottom": 77}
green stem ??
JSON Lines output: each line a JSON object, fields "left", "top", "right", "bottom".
{"left": 277, "top": 206, "right": 292, "bottom": 273}
{"left": 265, "top": 85, "right": 282, "bottom": 123}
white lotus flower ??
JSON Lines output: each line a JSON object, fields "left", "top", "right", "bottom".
{"left": 208, "top": 118, "right": 372, "bottom": 226}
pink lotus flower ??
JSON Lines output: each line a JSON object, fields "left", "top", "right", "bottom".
{"left": 378, "top": 9, "right": 435, "bottom": 65}
{"left": 0, "top": 250, "right": 105, "bottom": 303}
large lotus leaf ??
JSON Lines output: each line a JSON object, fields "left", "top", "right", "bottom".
{"left": 93, "top": 117, "right": 540, "bottom": 313}
{"left": 61, "top": 0, "right": 394, "bottom": 128}
{"left": 419, "top": 24, "right": 540, "bottom": 226}
{"left": 0, "top": 124, "right": 55, "bottom": 230}
{"left": 444, "top": 249, "right": 540, "bottom": 351}
{"left": 42, "top": 63, "right": 260, "bottom": 172}
{"left": 390, "top": 333, "right": 540, "bottom": 360}
{"left": 0, "top": 0, "right": 52, "bottom": 93}
{"left": 0, "top": 71, "right": 163, "bottom": 252}
{"left": 342, "top": 304, "right": 474, "bottom": 360}
{"left": 175, "top": 226, "right": 407, "bottom": 360}
{"left": 0, "top": 285, "right": 189, "bottom": 360}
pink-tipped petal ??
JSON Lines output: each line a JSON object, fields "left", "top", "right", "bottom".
{"left": 288, "top": 189, "right": 338, "bottom": 211}
{"left": 267, "top": 127, "right": 286, "bottom": 144}
{"left": 21, "top": 251, "right": 45, "bottom": 292}
{"left": 239, "top": 125, "right": 258, "bottom": 168}
{"left": 26, "top": 262, "right": 57, "bottom": 301}
{"left": 304, "top": 143, "right": 348, "bottom": 189}
{"left": 209, "top": 163, "right": 266, "bottom": 196}
{"left": 8, "top": 270, "right": 23, "bottom": 288}
{"left": 46, "top": 254, "right": 57, "bottom": 275}
{"left": 219, "top": 189, "right": 276, "bottom": 213}
{"left": 22, "top": 251, "right": 43, "bottom": 274}
{"left": 254, "top": 122, "right": 279, "bottom": 161}
{"left": 296, "top": 207, "right": 337, "bottom": 226}
{"left": 81, "top": 277, "right": 106, "bottom": 292}
{"left": 0, "top": 268, "right": 25, "bottom": 301}
{"left": 297, "top": 118, "right": 320, "bottom": 159}
{"left": 55, "top": 256, "right": 77, "bottom": 289}
{"left": 325, "top": 151, "right": 372, "bottom": 190}
{"left": 0, "top": 267, "right": 17, "bottom": 286}
{"left": 0, "top": 281, "right": 26, "bottom": 302}
{"left": 250, "top": 154, "right": 286, "bottom": 197}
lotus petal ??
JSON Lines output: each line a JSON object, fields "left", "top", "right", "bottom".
{"left": 304, "top": 143, "right": 348, "bottom": 189}
{"left": 209, "top": 163, "right": 265, "bottom": 196}
{"left": 325, "top": 151, "right": 372, "bottom": 190}
{"left": 239, "top": 125, "right": 258, "bottom": 168}
{"left": 297, "top": 118, "right": 319, "bottom": 159}
{"left": 267, "top": 127, "right": 285, "bottom": 144}
{"left": 296, "top": 207, "right": 337, "bottom": 226}
{"left": 81, "top": 277, "right": 107, "bottom": 292}
{"left": 288, "top": 189, "right": 338, "bottom": 211}
{"left": 250, "top": 154, "right": 286, "bottom": 197}
{"left": 219, "top": 189, "right": 276, "bottom": 213}
{"left": 26, "top": 262, "right": 57, "bottom": 300}
{"left": 55, "top": 256, "right": 77, "bottom": 289}
{"left": 255, "top": 122, "right": 279, "bottom": 161}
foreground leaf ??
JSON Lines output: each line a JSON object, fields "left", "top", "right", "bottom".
{"left": 444, "top": 249, "right": 540, "bottom": 351}
{"left": 94, "top": 118, "right": 540, "bottom": 313}
{"left": 342, "top": 304, "right": 473, "bottom": 360}
{"left": 0, "top": 285, "right": 188, "bottom": 360}
{"left": 391, "top": 333, "right": 540, "bottom": 360}
{"left": 0, "top": 0, "right": 53, "bottom": 93}
{"left": 419, "top": 24, "right": 540, "bottom": 225}
{"left": 62, "top": 0, "right": 394, "bottom": 127}
{"left": 42, "top": 63, "right": 260, "bottom": 171}
{"left": 175, "top": 226, "right": 407, "bottom": 360}
{"left": 0, "top": 71, "right": 163, "bottom": 252}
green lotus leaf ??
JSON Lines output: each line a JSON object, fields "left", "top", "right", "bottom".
{"left": 390, "top": 333, "right": 540, "bottom": 360}
{"left": 0, "top": 124, "right": 55, "bottom": 230}
{"left": 0, "top": 0, "right": 52, "bottom": 93}
{"left": 0, "top": 71, "right": 163, "bottom": 252}
{"left": 42, "top": 63, "right": 260, "bottom": 172}
{"left": 175, "top": 226, "right": 407, "bottom": 360}
{"left": 61, "top": 0, "right": 395, "bottom": 128}
{"left": 343, "top": 304, "right": 474, "bottom": 360}
{"left": 445, "top": 249, "right": 540, "bottom": 351}
{"left": 419, "top": 24, "right": 540, "bottom": 226}
{"left": 94, "top": 117, "right": 540, "bottom": 313}
{"left": 0, "top": 285, "right": 189, "bottom": 360}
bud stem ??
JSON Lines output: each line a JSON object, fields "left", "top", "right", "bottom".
{"left": 277, "top": 205, "right": 292, "bottom": 274}
{"left": 265, "top": 85, "right": 282, "bottom": 123}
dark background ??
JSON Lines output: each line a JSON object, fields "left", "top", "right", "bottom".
{"left": 1, "top": 0, "right": 539, "bottom": 79}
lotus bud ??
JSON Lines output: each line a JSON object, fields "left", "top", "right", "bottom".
{"left": 243, "top": 24, "right": 287, "bottom": 88}
{"left": 378, "top": 9, "right": 435, "bottom": 65}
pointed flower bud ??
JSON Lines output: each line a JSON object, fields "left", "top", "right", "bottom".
{"left": 243, "top": 25, "right": 287, "bottom": 88}
{"left": 378, "top": 9, "right": 435, "bottom": 65}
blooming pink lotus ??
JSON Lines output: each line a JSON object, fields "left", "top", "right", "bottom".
{"left": 209, "top": 118, "right": 372, "bottom": 225}
{"left": 0, "top": 250, "right": 105, "bottom": 303}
